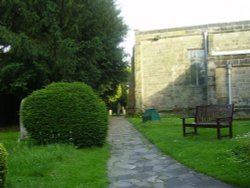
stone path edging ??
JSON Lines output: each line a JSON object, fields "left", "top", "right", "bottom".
{"left": 107, "top": 116, "right": 234, "bottom": 188}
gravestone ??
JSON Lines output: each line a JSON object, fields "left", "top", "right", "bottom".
{"left": 122, "top": 106, "right": 126, "bottom": 115}
{"left": 109, "top": 109, "right": 113, "bottom": 116}
{"left": 19, "top": 99, "right": 28, "bottom": 140}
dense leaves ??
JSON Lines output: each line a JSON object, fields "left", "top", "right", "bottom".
{"left": 0, "top": 143, "right": 7, "bottom": 188}
{"left": 21, "top": 82, "right": 108, "bottom": 147}
{"left": 0, "top": 0, "right": 128, "bottom": 123}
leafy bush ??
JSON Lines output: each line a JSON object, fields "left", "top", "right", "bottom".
{"left": 21, "top": 82, "right": 108, "bottom": 148}
{"left": 231, "top": 133, "right": 250, "bottom": 166}
{"left": 0, "top": 143, "right": 7, "bottom": 188}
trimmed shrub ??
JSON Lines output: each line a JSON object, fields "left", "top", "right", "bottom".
{"left": 21, "top": 82, "right": 108, "bottom": 148}
{"left": 231, "top": 133, "right": 250, "bottom": 166}
{"left": 0, "top": 143, "right": 7, "bottom": 188}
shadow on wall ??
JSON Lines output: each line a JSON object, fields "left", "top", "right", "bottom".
{"left": 140, "top": 50, "right": 208, "bottom": 112}
{"left": 144, "top": 68, "right": 207, "bottom": 112}
{"left": 140, "top": 58, "right": 250, "bottom": 114}
{"left": 130, "top": 21, "right": 250, "bottom": 114}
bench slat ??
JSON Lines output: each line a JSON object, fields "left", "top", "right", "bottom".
{"left": 182, "top": 104, "right": 234, "bottom": 139}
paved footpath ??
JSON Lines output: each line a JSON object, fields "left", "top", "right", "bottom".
{"left": 107, "top": 116, "right": 234, "bottom": 188}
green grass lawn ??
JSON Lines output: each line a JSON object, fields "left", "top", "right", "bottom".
{"left": 1, "top": 131, "right": 110, "bottom": 188}
{"left": 128, "top": 115, "right": 250, "bottom": 188}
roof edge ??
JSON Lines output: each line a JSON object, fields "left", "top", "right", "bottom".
{"left": 136, "top": 20, "right": 250, "bottom": 35}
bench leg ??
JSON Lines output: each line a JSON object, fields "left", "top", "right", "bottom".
{"left": 194, "top": 126, "right": 197, "bottom": 134}
{"left": 229, "top": 126, "right": 233, "bottom": 138}
{"left": 183, "top": 125, "right": 186, "bottom": 136}
{"left": 217, "top": 127, "right": 221, "bottom": 139}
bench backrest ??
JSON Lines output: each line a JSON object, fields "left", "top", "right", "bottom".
{"left": 195, "top": 104, "right": 234, "bottom": 123}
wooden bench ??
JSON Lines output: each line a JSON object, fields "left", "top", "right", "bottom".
{"left": 181, "top": 104, "right": 234, "bottom": 139}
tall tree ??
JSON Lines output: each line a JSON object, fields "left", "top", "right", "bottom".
{"left": 0, "top": 0, "right": 128, "bottom": 124}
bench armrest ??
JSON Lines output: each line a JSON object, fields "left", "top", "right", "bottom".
{"left": 216, "top": 117, "right": 233, "bottom": 122}
{"left": 180, "top": 116, "right": 194, "bottom": 119}
{"left": 181, "top": 116, "right": 194, "bottom": 125}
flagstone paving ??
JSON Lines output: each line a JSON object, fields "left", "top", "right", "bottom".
{"left": 108, "top": 116, "right": 234, "bottom": 188}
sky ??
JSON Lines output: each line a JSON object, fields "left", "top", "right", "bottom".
{"left": 115, "top": 0, "right": 250, "bottom": 58}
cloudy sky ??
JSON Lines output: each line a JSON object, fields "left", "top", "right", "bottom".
{"left": 116, "top": 0, "right": 250, "bottom": 57}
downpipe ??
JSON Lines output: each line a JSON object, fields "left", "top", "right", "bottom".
{"left": 226, "top": 63, "right": 232, "bottom": 104}
{"left": 203, "top": 31, "right": 208, "bottom": 101}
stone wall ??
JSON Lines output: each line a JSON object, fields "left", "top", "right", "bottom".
{"left": 130, "top": 21, "right": 250, "bottom": 112}
{"left": 207, "top": 25, "right": 250, "bottom": 106}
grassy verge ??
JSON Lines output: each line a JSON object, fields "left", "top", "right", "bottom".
{"left": 128, "top": 115, "right": 250, "bottom": 187}
{"left": 1, "top": 131, "right": 109, "bottom": 188}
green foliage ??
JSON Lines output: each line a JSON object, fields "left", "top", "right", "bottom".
{"left": 0, "top": 27, "right": 49, "bottom": 98}
{"left": 109, "top": 84, "right": 123, "bottom": 103}
{"left": 107, "top": 83, "right": 128, "bottom": 113}
{"left": 21, "top": 82, "right": 108, "bottom": 148}
{"left": 1, "top": 132, "right": 109, "bottom": 187}
{"left": 230, "top": 132, "right": 250, "bottom": 166}
{"left": 0, "top": 143, "right": 7, "bottom": 188}
{"left": 0, "top": 0, "right": 128, "bottom": 98}
{"left": 0, "top": 0, "right": 128, "bottom": 124}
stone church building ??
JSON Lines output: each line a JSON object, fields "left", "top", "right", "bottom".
{"left": 128, "top": 20, "right": 250, "bottom": 113}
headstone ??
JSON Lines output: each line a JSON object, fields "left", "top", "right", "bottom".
{"left": 109, "top": 109, "right": 113, "bottom": 116}
{"left": 117, "top": 102, "right": 121, "bottom": 115}
{"left": 19, "top": 99, "right": 29, "bottom": 140}
{"left": 122, "top": 106, "right": 126, "bottom": 115}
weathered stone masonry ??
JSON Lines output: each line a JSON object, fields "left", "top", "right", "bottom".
{"left": 128, "top": 21, "right": 250, "bottom": 113}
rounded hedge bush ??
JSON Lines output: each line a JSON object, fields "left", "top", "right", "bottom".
{"left": 0, "top": 143, "right": 7, "bottom": 188}
{"left": 21, "top": 82, "right": 108, "bottom": 148}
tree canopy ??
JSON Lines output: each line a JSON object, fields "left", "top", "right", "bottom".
{"left": 0, "top": 0, "right": 128, "bottom": 99}
{"left": 0, "top": 0, "right": 128, "bottom": 124}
